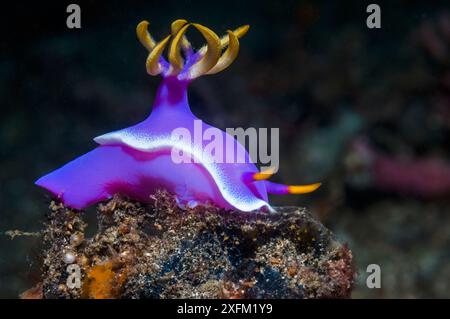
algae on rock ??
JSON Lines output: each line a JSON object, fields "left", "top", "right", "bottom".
{"left": 26, "top": 191, "right": 355, "bottom": 299}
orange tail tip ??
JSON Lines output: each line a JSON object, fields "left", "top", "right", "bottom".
{"left": 287, "top": 183, "right": 322, "bottom": 194}
{"left": 252, "top": 167, "right": 277, "bottom": 181}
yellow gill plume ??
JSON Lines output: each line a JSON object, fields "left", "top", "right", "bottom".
{"left": 146, "top": 35, "right": 171, "bottom": 76}
{"left": 136, "top": 19, "right": 249, "bottom": 79}
{"left": 168, "top": 22, "right": 191, "bottom": 74}
{"left": 136, "top": 20, "right": 156, "bottom": 51}
{"left": 136, "top": 20, "right": 171, "bottom": 76}
{"left": 185, "top": 23, "right": 221, "bottom": 79}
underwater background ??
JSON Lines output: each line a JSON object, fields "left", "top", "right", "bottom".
{"left": 0, "top": 0, "right": 449, "bottom": 298}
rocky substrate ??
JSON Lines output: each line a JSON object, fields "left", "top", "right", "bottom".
{"left": 22, "top": 191, "right": 355, "bottom": 299}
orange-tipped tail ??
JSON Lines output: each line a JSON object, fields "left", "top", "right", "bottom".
{"left": 265, "top": 181, "right": 321, "bottom": 195}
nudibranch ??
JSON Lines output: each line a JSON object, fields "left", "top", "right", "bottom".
{"left": 36, "top": 19, "right": 321, "bottom": 212}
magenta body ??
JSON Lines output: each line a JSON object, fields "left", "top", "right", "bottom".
{"left": 36, "top": 78, "right": 272, "bottom": 212}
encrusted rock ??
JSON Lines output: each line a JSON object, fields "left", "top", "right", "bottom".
{"left": 31, "top": 191, "right": 354, "bottom": 299}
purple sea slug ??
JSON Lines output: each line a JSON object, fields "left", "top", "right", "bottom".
{"left": 36, "top": 19, "right": 321, "bottom": 212}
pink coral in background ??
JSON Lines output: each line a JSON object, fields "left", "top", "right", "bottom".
{"left": 348, "top": 139, "right": 450, "bottom": 198}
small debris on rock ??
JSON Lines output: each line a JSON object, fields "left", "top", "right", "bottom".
{"left": 30, "top": 191, "right": 355, "bottom": 299}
